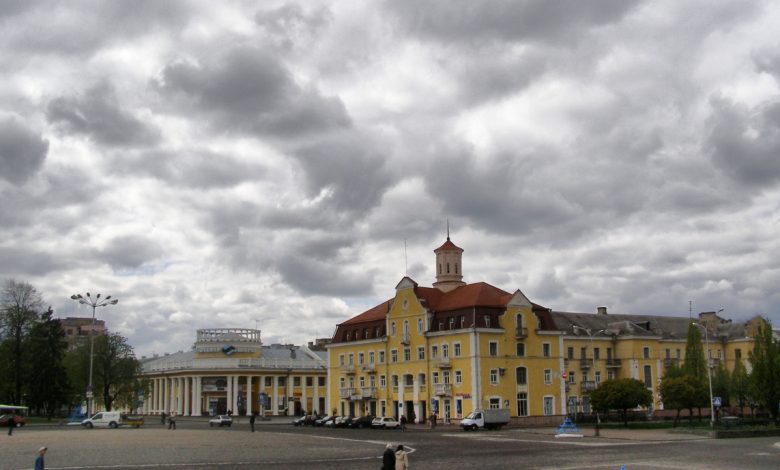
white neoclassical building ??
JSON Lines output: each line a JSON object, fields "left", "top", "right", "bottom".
{"left": 140, "top": 328, "right": 328, "bottom": 416}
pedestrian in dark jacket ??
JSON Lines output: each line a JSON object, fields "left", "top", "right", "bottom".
{"left": 249, "top": 412, "right": 256, "bottom": 432}
{"left": 35, "top": 446, "right": 47, "bottom": 470}
{"left": 400, "top": 415, "right": 407, "bottom": 431}
{"left": 382, "top": 443, "right": 396, "bottom": 470}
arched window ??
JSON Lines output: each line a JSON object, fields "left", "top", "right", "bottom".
{"left": 391, "top": 322, "right": 396, "bottom": 336}
{"left": 455, "top": 263, "right": 458, "bottom": 274}
{"left": 516, "top": 313, "right": 523, "bottom": 327}
{"left": 516, "top": 367, "right": 528, "bottom": 385}
{"left": 447, "top": 262, "right": 450, "bottom": 273}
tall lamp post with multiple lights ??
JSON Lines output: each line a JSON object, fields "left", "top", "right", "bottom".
{"left": 691, "top": 322, "right": 715, "bottom": 428}
{"left": 70, "top": 293, "right": 118, "bottom": 417}
{"left": 572, "top": 325, "right": 606, "bottom": 436}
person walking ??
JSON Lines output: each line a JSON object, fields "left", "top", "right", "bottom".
{"left": 382, "top": 443, "right": 396, "bottom": 470}
{"left": 394, "top": 444, "right": 409, "bottom": 470}
{"left": 400, "top": 415, "right": 407, "bottom": 432}
{"left": 35, "top": 446, "right": 47, "bottom": 470}
{"left": 168, "top": 413, "right": 176, "bottom": 430}
{"left": 249, "top": 412, "right": 256, "bottom": 432}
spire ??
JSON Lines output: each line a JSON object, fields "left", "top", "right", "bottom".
{"left": 447, "top": 218, "right": 450, "bottom": 240}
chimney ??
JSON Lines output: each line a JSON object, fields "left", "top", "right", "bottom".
{"left": 597, "top": 306, "right": 608, "bottom": 315}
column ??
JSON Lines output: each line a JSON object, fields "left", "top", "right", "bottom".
{"left": 259, "top": 375, "right": 265, "bottom": 415}
{"left": 155, "top": 378, "right": 160, "bottom": 413}
{"left": 194, "top": 376, "right": 201, "bottom": 416}
{"left": 272, "top": 376, "right": 279, "bottom": 416}
{"left": 227, "top": 375, "right": 233, "bottom": 414}
{"left": 247, "top": 376, "right": 253, "bottom": 416}
{"left": 233, "top": 376, "right": 240, "bottom": 415}
{"left": 184, "top": 377, "right": 191, "bottom": 416}
{"left": 301, "top": 376, "right": 307, "bottom": 414}
{"left": 313, "top": 376, "right": 320, "bottom": 414}
{"left": 287, "top": 375, "right": 293, "bottom": 416}
{"left": 163, "top": 378, "right": 169, "bottom": 413}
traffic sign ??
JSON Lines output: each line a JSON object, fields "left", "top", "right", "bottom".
{"left": 713, "top": 396, "right": 721, "bottom": 407}
{"left": 561, "top": 371, "right": 568, "bottom": 380}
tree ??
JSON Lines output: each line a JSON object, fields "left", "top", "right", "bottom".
{"left": 748, "top": 320, "right": 780, "bottom": 423}
{"left": 590, "top": 378, "right": 653, "bottom": 426}
{"left": 26, "top": 307, "right": 70, "bottom": 418}
{"left": 660, "top": 375, "right": 707, "bottom": 426}
{"left": 730, "top": 358, "right": 750, "bottom": 417}
{"left": 93, "top": 333, "right": 141, "bottom": 411}
{"left": 0, "top": 279, "right": 43, "bottom": 404}
{"left": 683, "top": 323, "right": 707, "bottom": 381}
{"left": 711, "top": 364, "right": 731, "bottom": 411}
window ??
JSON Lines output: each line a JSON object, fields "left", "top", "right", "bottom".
{"left": 348, "top": 354, "right": 354, "bottom": 365}
{"left": 348, "top": 377, "right": 354, "bottom": 388}
{"left": 418, "top": 346, "right": 425, "bottom": 360}
{"left": 359, "top": 376, "right": 365, "bottom": 387}
{"left": 517, "top": 393, "right": 528, "bottom": 416}
{"left": 455, "top": 370, "right": 462, "bottom": 384}
{"left": 516, "top": 313, "right": 523, "bottom": 326}
{"left": 449, "top": 317, "right": 455, "bottom": 329}
{"left": 432, "top": 372, "right": 439, "bottom": 384}
{"left": 293, "top": 377, "right": 301, "bottom": 387}
{"left": 391, "top": 322, "right": 396, "bottom": 336}
{"left": 403, "top": 320, "right": 409, "bottom": 336}
{"left": 735, "top": 349, "right": 742, "bottom": 360}
{"left": 644, "top": 365, "right": 652, "bottom": 388}
{"left": 442, "top": 344, "right": 449, "bottom": 358}
{"left": 485, "top": 316, "right": 491, "bottom": 328}
{"left": 369, "top": 375, "right": 376, "bottom": 387}
{"left": 278, "top": 377, "right": 285, "bottom": 386}
{"left": 339, "top": 354, "right": 345, "bottom": 366}
{"left": 595, "top": 371, "right": 601, "bottom": 384}
{"left": 717, "top": 349, "right": 722, "bottom": 359}
{"left": 265, "top": 377, "right": 272, "bottom": 386}
{"left": 454, "top": 343, "right": 461, "bottom": 357}
{"left": 391, "top": 350, "right": 398, "bottom": 363}
{"left": 665, "top": 348, "right": 670, "bottom": 359}
{"left": 569, "top": 372, "right": 575, "bottom": 384}
{"left": 543, "top": 343, "right": 551, "bottom": 358}
{"left": 643, "top": 347, "right": 650, "bottom": 359}
{"left": 358, "top": 353, "right": 364, "bottom": 365}
{"left": 417, "top": 318, "right": 423, "bottom": 332}
{"left": 567, "top": 347, "right": 574, "bottom": 359}
{"left": 516, "top": 367, "right": 527, "bottom": 385}
{"left": 404, "top": 347, "right": 411, "bottom": 361}
{"left": 608, "top": 370, "right": 615, "bottom": 381}
{"left": 460, "top": 316, "right": 465, "bottom": 328}
{"left": 380, "top": 375, "right": 386, "bottom": 388}
{"left": 517, "top": 342, "right": 526, "bottom": 357}
{"left": 431, "top": 345, "right": 438, "bottom": 358}
{"left": 379, "top": 351, "right": 385, "bottom": 363}
{"left": 391, "top": 375, "right": 398, "bottom": 388}
{"left": 594, "top": 348, "right": 600, "bottom": 360}
{"left": 339, "top": 377, "right": 345, "bottom": 388}
{"left": 490, "top": 369, "right": 498, "bottom": 384}
{"left": 489, "top": 398, "right": 500, "bottom": 409}
{"left": 580, "top": 347, "right": 587, "bottom": 359}
{"left": 443, "top": 371, "right": 451, "bottom": 384}
{"left": 543, "top": 396, "right": 554, "bottom": 416}
{"left": 489, "top": 341, "right": 498, "bottom": 357}
{"left": 676, "top": 348, "right": 681, "bottom": 359}
{"left": 318, "top": 377, "right": 325, "bottom": 387}
{"left": 544, "top": 369, "right": 552, "bottom": 384}
{"left": 369, "top": 351, "right": 375, "bottom": 364}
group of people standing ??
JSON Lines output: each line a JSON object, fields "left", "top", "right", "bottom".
{"left": 382, "top": 443, "right": 409, "bottom": 469}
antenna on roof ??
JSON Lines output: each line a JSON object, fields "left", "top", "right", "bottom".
{"left": 404, "top": 238, "right": 408, "bottom": 276}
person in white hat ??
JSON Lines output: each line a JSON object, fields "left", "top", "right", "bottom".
{"left": 35, "top": 446, "right": 47, "bottom": 470}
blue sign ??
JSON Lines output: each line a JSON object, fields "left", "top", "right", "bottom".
{"left": 713, "top": 396, "right": 721, "bottom": 407}
{"left": 222, "top": 345, "right": 236, "bottom": 355}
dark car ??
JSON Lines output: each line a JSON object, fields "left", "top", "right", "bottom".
{"left": 349, "top": 415, "right": 374, "bottom": 429}
{"left": 0, "top": 414, "right": 25, "bottom": 427}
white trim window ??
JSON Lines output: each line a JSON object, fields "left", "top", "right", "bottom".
{"left": 543, "top": 396, "right": 554, "bottom": 416}
{"left": 454, "top": 343, "right": 461, "bottom": 357}
{"left": 455, "top": 370, "right": 462, "bottom": 385}
{"left": 380, "top": 375, "right": 386, "bottom": 388}
{"left": 418, "top": 346, "right": 425, "bottom": 360}
{"left": 391, "top": 349, "right": 398, "bottom": 363}
{"left": 489, "top": 341, "right": 498, "bottom": 356}
{"left": 544, "top": 369, "right": 552, "bottom": 384}
{"left": 490, "top": 368, "right": 499, "bottom": 384}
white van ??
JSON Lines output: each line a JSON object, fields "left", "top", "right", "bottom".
{"left": 82, "top": 411, "right": 122, "bottom": 429}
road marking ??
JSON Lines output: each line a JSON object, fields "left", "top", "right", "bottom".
{"left": 442, "top": 433, "right": 694, "bottom": 447}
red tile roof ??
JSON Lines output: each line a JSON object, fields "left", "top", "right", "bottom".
{"left": 340, "top": 299, "right": 393, "bottom": 325}
{"left": 434, "top": 237, "right": 463, "bottom": 253}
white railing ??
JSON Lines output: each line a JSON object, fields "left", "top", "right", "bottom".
{"left": 143, "top": 357, "right": 325, "bottom": 373}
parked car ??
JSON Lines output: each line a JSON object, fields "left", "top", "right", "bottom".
{"left": 336, "top": 416, "right": 354, "bottom": 428}
{"left": 0, "top": 414, "right": 25, "bottom": 427}
{"left": 349, "top": 415, "right": 374, "bottom": 429}
{"left": 314, "top": 415, "right": 331, "bottom": 426}
{"left": 322, "top": 416, "right": 339, "bottom": 427}
{"left": 371, "top": 417, "right": 400, "bottom": 429}
{"left": 209, "top": 415, "right": 233, "bottom": 427}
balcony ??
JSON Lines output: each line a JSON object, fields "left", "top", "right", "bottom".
{"left": 341, "top": 364, "right": 356, "bottom": 374}
{"left": 400, "top": 332, "right": 411, "bottom": 345}
{"left": 515, "top": 327, "right": 528, "bottom": 339}
{"left": 580, "top": 358, "right": 592, "bottom": 369}
{"left": 581, "top": 381, "right": 597, "bottom": 393}
{"left": 605, "top": 358, "right": 622, "bottom": 368}
{"left": 361, "top": 363, "right": 376, "bottom": 373}
{"left": 339, "top": 387, "right": 356, "bottom": 399}
{"left": 433, "top": 383, "right": 452, "bottom": 396}
{"left": 361, "top": 387, "right": 377, "bottom": 399}
{"left": 436, "top": 358, "right": 452, "bottom": 369}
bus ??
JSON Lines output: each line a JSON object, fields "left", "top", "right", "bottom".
{"left": 0, "top": 405, "right": 28, "bottom": 427}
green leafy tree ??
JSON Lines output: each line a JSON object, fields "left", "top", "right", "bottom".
{"left": 26, "top": 307, "right": 71, "bottom": 418}
{"left": 730, "top": 359, "right": 750, "bottom": 416}
{"left": 660, "top": 375, "right": 706, "bottom": 426}
{"left": 93, "top": 333, "right": 141, "bottom": 411}
{"left": 748, "top": 320, "right": 780, "bottom": 423}
{"left": 683, "top": 323, "right": 707, "bottom": 381}
{"left": 0, "top": 279, "right": 43, "bottom": 404}
{"left": 712, "top": 364, "right": 731, "bottom": 409}
{"left": 590, "top": 378, "right": 653, "bottom": 426}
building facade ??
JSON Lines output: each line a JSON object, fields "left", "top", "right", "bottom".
{"left": 326, "top": 237, "right": 760, "bottom": 423}
{"left": 141, "top": 328, "right": 327, "bottom": 416}
{"left": 59, "top": 316, "right": 107, "bottom": 351}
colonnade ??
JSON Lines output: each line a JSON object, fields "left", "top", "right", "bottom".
{"left": 143, "top": 374, "right": 324, "bottom": 417}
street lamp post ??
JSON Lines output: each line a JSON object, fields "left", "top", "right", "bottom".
{"left": 692, "top": 322, "right": 715, "bottom": 428}
{"left": 70, "top": 292, "right": 118, "bottom": 417}
{"left": 572, "top": 325, "right": 606, "bottom": 436}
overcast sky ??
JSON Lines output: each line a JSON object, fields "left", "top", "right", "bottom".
{"left": 2, "top": 0, "right": 779, "bottom": 357}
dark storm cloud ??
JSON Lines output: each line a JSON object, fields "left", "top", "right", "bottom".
{"left": 707, "top": 97, "right": 780, "bottom": 186}
{"left": 0, "top": 246, "right": 67, "bottom": 277}
{"left": 153, "top": 46, "right": 350, "bottom": 137}
{"left": 274, "top": 253, "right": 374, "bottom": 297}
{"left": 47, "top": 80, "right": 160, "bottom": 147}
{"left": 99, "top": 235, "right": 163, "bottom": 270}
{"left": 0, "top": 118, "right": 49, "bottom": 184}
{"left": 254, "top": 3, "right": 333, "bottom": 50}
{"left": 386, "top": 0, "right": 640, "bottom": 44}
{"left": 110, "top": 149, "right": 268, "bottom": 189}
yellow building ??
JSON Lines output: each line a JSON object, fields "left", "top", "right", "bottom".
{"left": 326, "top": 237, "right": 759, "bottom": 423}
{"left": 141, "top": 328, "right": 327, "bottom": 417}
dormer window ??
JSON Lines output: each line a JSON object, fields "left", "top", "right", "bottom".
{"left": 485, "top": 316, "right": 491, "bottom": 328}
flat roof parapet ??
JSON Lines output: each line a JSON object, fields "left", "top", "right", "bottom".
{"left": 196, "top": 328, "right": 262, "bottom": 344}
